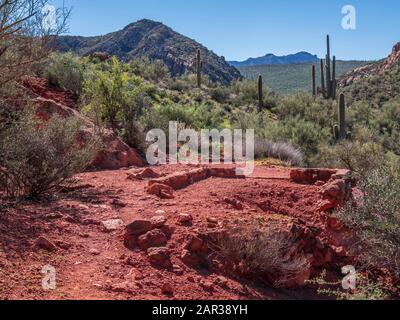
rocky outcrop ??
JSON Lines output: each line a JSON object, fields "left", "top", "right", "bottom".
{"left": 339, "top": 42, "right": 400, "bottom": 87}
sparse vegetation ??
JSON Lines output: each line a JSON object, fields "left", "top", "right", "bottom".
{"left": 334, "top": 166, "right": 400, "bottom": 280}
{"left": 213, "top": 221, "right": 310, "bottom": 288}
{"left": 0, "top": 110, "right": 98, "bottom": 198}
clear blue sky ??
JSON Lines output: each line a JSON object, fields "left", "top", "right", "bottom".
{"left": 53, "top": 0, "right": 399, "bottom": 61}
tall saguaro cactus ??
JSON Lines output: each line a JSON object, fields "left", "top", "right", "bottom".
{"left": 196, "top": 49, "right": 202, "bottom": 88}
{"left": 320, "top": 59, "right": 326, "bottom": 98}
{"left": 318, "top": 35, "right": 337, "bottom": 99}
{"left": 311, "top": 65, "right": 316, "bottom": 97}
{"left": 258, "top": 75, "right": 263, "bottom": 112}
{"left": 333, "top": 93, "right": 348, "bottom": 141}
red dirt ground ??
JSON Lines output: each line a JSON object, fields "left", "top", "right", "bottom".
{"left": 0, "top": 164, "right": 355, "bottom": 300}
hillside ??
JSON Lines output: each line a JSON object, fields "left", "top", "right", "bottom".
{"left": 338, "top": 43, "right": 400, "bottom": 107}
{"left": 56, "top": 19, "right": 242, "bottom": 85}
{"left": 229, "top": 52, "right": 319, "bottom": 67}
{"left": 237, "top": 60, "right": 371, "bottom": 94}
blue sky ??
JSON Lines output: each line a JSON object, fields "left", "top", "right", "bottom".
{"left": 53, "top": 0, "right": 399, "bottom": 61}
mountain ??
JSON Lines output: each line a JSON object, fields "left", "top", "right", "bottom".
{"left": 56, "top": 19, "right": 242, "bottom": 85}
{"left": 228, "top": 52, "right": 319, "bottom": 67}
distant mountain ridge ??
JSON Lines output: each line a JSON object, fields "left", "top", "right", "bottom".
{"left": 228, "top": 52, "right": 319, "bottom": 67}
{"left": 56, "top": 19, "right": 242, "bottom": 85}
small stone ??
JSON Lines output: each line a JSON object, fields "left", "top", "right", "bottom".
{"left": 35, "top": 236, "right": 57, "bottom": 252}
{"left": 89, "top": 248, "right": 100, "bottom": 255}
{"left": 102, "top": 219, "right": 124, "bottom": 232}
{"left": 161, "top": 283, "right": 174, "bottom": 295}
{"left": 199, "top": 280, "right": 214, "bottom": 292}
{"left": 150, "top": 215, "right": 167, "bottom": 228}
{"left": 172, "top": 264, "right": 184, "bottom": 275}
{"left": 138, "top": 229, "right": 168, "bottom": 250}
{"left": 111, "top": 199, "right": 127, "bottom": 207}
{"left": 178, "top": 214, "right": 193, "bottom": 225}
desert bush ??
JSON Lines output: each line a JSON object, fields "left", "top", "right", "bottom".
{"left": 311, "top": 127, "right": 387, "bottom": 176}
{"left": 130, "top": 57, "right": 169, "bottom": 82}
{"left": 45, "top": 53, "right": 86, "bottom": 95}
{"left": 309, "top": 271, "right": 389, "bottom": 300}
{"left": 254, "top": 138, "right": 304, "bottom": 166}
{"left": 263, "top": 116, "right": 330, "bottom": 160}
{"left": 0, "top": 111, "right": 98, "bottom": 198}
{"left": 213, "top": 222, "right": 310, "bottom": 288}
{"left": 209, "top": 86, "right": 230, "bottom": 103}
{"left": 334, "top": 166, "right": 400, "bottom": 280}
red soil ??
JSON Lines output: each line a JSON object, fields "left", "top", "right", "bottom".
{"left": 0, "top": 164, "right": 355, "bottom": 300}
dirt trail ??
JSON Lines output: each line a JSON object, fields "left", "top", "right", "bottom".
{"left": 0, "top": 164, "right": 352, "bottom": 300}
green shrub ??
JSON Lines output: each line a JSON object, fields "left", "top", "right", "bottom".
{"left": 130, "top": 57, "right": 169, "bottom": 82}
{"left": 311, "top": 127, "right": 387, "bottom": 176}
{"left": 209, "top": 86, "right": 230, "bottom": 103}
{"left": 0, "top": 111, "right": 98, "bottom": 199}
{"left": 45, "top": 53, "right": 86, "bottom": 96}
{"left": 264, "top": 117, "right": 330, "bottom": 160}
{"left": 334, "top": 166, "right": 400, "bottom": 280}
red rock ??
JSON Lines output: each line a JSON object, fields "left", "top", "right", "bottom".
{"left": 185, "top": 236, "right": 205, "bottom": 253}
{"left": 138, "top": 229, "right": 168, "bottom": 250}
{"left": 223, "top": 197, "right": 243, "bottom": 210}
{"left": 161, "top": 283, "right": 174, "bottom": 295}
{"left": 147, "top": 183, "right": 174, "bottom": 199}
{"left": 35, "top": 236, "right": 57, "bottom": 252}
{"left": 181, "top": 250, "right": 200, "bottom": 268}
{"left": 150, "top": 215, "right": 167, "bottom": 229}
{"left": 147, "top": 247, "right": 172, "bottom": 269}
{"left": 199, "top": 280, "right": 214, "bottom": 292}
{"left": 125, "top": 219, "right": 153, "bottom": 236}
{"left": 178, "top": 213, "right": 193, "bottom": 224}
{"left": 290, "top": 168, "right": 337, "bottom": 184}
{"left": 127, "top": 168, "right": 159, "bottom": 181}
{"left": 111, "top": 199, "right": 127, "bottom": 207}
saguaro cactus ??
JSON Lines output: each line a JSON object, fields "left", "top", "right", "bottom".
{"left": 319, "top": 35, "right": 337, "bottom": 99}
{"left": 320, "top": 59, "right": 326, "bottom": 98}
{"left": 311, "top": 65, "right": 316, "bottom": 97}
{"left": 258, "top": 75, "right": 263, "bottom": 112}
{"left": 196, "top": 49, "right": 202, "bottom": 88}
{"left": 333, "top": 93, "right": 348, "bottom": 140}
